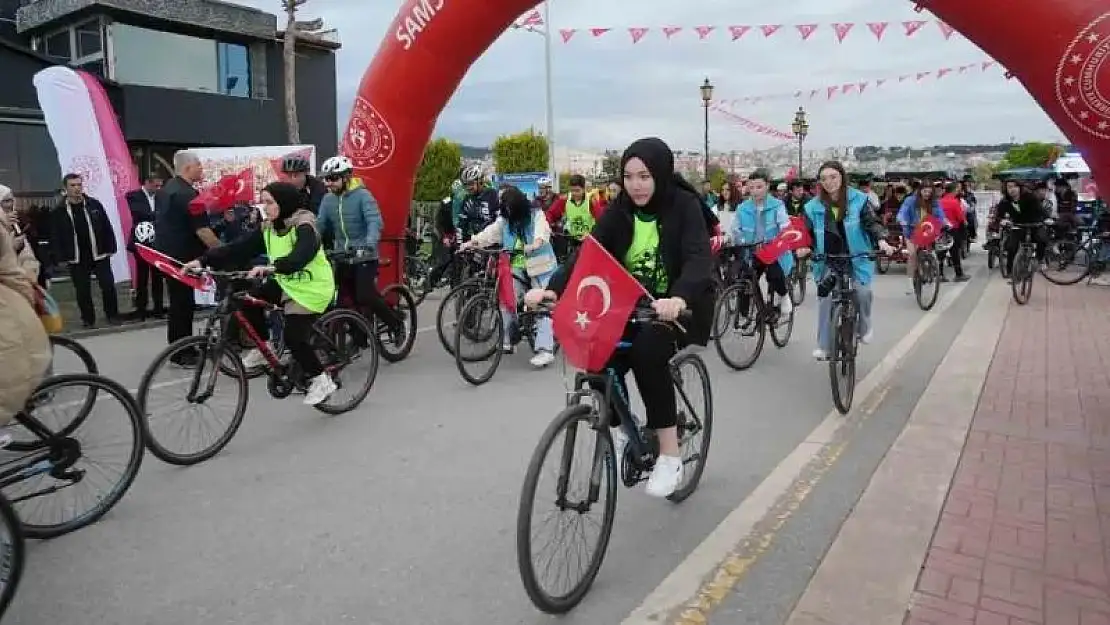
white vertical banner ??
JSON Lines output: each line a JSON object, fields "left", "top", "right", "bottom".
{"left": 33, "top": 66, "right": 131, "bottom": 283}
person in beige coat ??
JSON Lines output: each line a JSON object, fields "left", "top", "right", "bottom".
{"left": 0, "top": 222, "right": 50, "bottom": 425}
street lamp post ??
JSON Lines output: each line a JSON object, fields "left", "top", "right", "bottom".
{"left": 701, "top": 77, "right": 714, "bottom": 181}
{"left": 792, "top": 106, "right": 809, "bottom": 179}
{"left": 513, "top": 5, "right": 557, "bottom": 188}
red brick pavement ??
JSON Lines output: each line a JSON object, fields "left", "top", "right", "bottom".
{"left": 905, "top": 282, "right": 1110, "bottom": 625}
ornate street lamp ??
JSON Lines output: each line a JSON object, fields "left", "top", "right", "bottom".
{"left": 792, "top": 106, "right": 809, "bottom": 179}
{"left": 701, "top": 77, "right": 714, "bottom": 180}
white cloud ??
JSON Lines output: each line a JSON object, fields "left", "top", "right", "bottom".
{"left": 243, "top": 0, "right": 1066, "bottom": 151}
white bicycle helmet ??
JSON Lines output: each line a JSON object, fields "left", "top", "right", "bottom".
{"left": 537, "top": 176, "right": 552, "bottom": 187}
{"left": 321, "top": 155, "right": 354, "bottom": 176}
{"left": 460, "top": 164, "right": 484, "bottom": 184}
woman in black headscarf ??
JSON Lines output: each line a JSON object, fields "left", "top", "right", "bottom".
{"left": 525, "top": 137, "right": 714, "bottom": 499}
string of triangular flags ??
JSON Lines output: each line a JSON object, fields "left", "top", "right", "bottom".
{"left": 515, "top": 12, "right": 963, "bottom": 44}
{"left": 710, "top": 108, "right": 797, "bottom": 141}
{"left": 718, "top": 60, "right": 1000, "bottom": 106}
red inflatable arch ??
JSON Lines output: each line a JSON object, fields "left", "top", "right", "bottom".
{"left": 342, "top": 0, "right": 1109, "bottom": 286}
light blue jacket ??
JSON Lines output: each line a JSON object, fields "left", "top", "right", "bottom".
{"left": 317, "top": 179, "right": 383, "bottom": 258}
{"left": 731, "top": 195, "right": 794, "bottom": 275}
{"left": 803, "top": 187, "right": 876, "bottom": 286}
{"left": 501, "top": 218, "right": 557, "bottom": 283}
{"left": 896, "top": 195, "right": 945, "bottom": 240}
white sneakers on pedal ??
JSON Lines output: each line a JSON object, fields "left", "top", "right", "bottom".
{"left": 304, "top": 373, "right": 338, "bottom": 406}
{"left": 812, "top": 348, "right": 828, "bottom": 360}
{"left": 530, "top": 350, "right": 555, "bottom": 368}
{"left": 646, "top": 454, "right": 684, "bottom": 498}
{"left": 241, "top": 347, "right": 268, "bottom": 370}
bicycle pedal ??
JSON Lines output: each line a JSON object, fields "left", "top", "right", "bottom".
{"left": 54, "top": 468, "right": 84, "bottom": 482}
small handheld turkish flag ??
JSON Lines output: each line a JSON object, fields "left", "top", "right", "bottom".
{"left": 911, "top": 215, "right": 944, "bottom": 248}
{"left": 755, "top": 215, "right": 813, "bottom": 264}
{"left": 134, "top": 244, "right": 211, "bottom": 291}
{"left": 553, "top": 236, "right": 649, "bottom": 372}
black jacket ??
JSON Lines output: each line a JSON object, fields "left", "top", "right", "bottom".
{"left": 994, "top": 192, "right": 1046, "bottom": 225}
{"left": 125, "top": 188, "right": 160, "bottom": 251}
{"left": 50, "top": 195, "right": 118, "bottom": 264}
{"left": 301, "top": 175, "right": 327, "bottom": 215}
{"left": 155, "top": 176, "right": 205, "bottom": 262}
{"left": 548, "top": 186, "right": 715, "bottom": 346}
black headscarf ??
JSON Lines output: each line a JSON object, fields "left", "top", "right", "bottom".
{"left": 264, "top": 181, "right": 302, "bottom": 231}
{"left": 500, "top": 186, "right": 532, "bottom": 236}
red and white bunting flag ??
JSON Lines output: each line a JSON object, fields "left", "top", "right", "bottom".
{"left": 937, "top": 67, "right": 952, "bottom": 78}
{"left": 832, "top": 22, "right": 854, "bottom": 42}
{"left": 663, "top": 26, "right": 682, "bottom": 38}
{"left": 794, "top": 90, "right": 803, "bottom": 98}
{"left": 958, "top": 64, "right": 970, "bottom": 73}
{"left": 809, "top": 89, "right": 819, "bottom": 98}
{"left": 695, "top": 25, "right": 715, "bottom": 39}
{"left": 867, "top": 21, "right": 889, "bottom": 41}
{"left": 981, "top": 60, "right": 994, "bottom": 70}
{"left": 936, "top": 21, "right": 956, "bottom": 39}
{"left": 629, "top": 27, "right": 649, "bottom": 43}
{"left": 795, "top": 24, "right": 818, "bottom": 40}
{"left": 903, "top": 20, "right": 927, "bottom": 36}
{"left": 760, "top": 24, "right": 781, "bottom": 37}
{"left": 916, "top": 71, "right": 931, "bottom": 81}
{"left": 590, "top": 28, "right": 610, "bottom": 37}
{"left": 841, "top": 83, "right": 855, "bottom": 94}
{"left": 876, "top": 78, "right": 887, "bottom": 87}
{"left": 899, "top": 74, "right": 910, "bottom": 82}
{"left": 858, "top": 81, "right": 868, "bottom": 93}
{"left": 827, "top": 86, "right": 837, "bottom": 100}
{"left": 729, "top": 25, "right": 751, "bottom": 40}
{"left": 560, "top": 29, "right": 576, "bottom": 43}
{"left": 519, "top": 10, "right": 543, "bottom": 27}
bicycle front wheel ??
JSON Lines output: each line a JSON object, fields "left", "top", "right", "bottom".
{"left": 791, "top": 260, "right": 808, "bottom": 304}
{"left": 713, "top": 281, "right": 766, "bottom": 371}
{"left": 436, "top": 279, "right": 483, "bottom": 355}
{"left": 914, "top": 252, "right": 940, "bottom": 311}
{"left": 828, "top": 303, "right": 858, "bottom": 415}
{"left": 313, "top": 309, "right": 380, "bottom": 415}
{"left": 454, "top": 295, "right": 504, "bottom": 386}
{"left": 378, "top": 284, "right": 417, "bottom": 363}
{"left": 517, "top": 404, "right": 617, "bottom": 614}
{"left": 0, "top": 494, "right": 23, "bottom": 618}
{"left": 1012, "top": 250, "right": 1033, "bottom": 305}
{"left": 669, "top": 353, "right": 713, "bottom": 503}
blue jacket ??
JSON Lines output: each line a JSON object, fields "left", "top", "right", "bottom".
{"left": 896, "top": 195, "right": 945, "bottom": 240}
{"left": 803, "top": 187, "right": 878, "bottom": 286}
{"left": 317, "top": 178, "right": 383, "bottom": 258}
{"left": 501, "top": 218, "right": 557, "bottom": 284}
{"left": 731, "top": 195, "right": 794, "bottom": 275}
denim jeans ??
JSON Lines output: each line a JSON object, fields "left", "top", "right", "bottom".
{"left": 816, "top": 283, "right": 873, "bottom": 352}
{"left": 502, "top": 268, "right": 554, "bottom": 352}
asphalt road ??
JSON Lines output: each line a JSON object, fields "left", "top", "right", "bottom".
{"left": 6, "top": 253, "right": 990, "bottom": 625}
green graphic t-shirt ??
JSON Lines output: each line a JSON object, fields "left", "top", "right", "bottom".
{"left": 511, "top": 235, "right": 526, "bottom": 270}
{"left": 624, "top": 212, "right": 668, "bottom": 296}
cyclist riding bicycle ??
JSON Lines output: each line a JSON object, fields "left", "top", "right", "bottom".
{"left": 457, "top": 165, "right": 500, "bottom": 242}
{"left": 281, "top": 154, "right": 327, "bottom": 215}
{"left": 524, "top": 137, "right": 714, "bottom": 498}
{"left": 0, "top": 223, "right": 50, "bottom": 423}
{"left": 184, "top": 182, "right": 339, "bottom": 406}
{"left": 316, "top": 155, "right": 405, "bottom": 340}
{"left": 991, "top": 179, "right": 1049, "bottom": 277}
{"left": 897, "top": 179, "right": 946, "bottom": 294}
{"left": 459, "top": 185, "right": 559, "bottom": 368}
{"left": 730, "top": 168, "right": 794, "bottom": 317}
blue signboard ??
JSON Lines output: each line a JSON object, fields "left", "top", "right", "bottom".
{"left": 491, "top": 172, "right": 547, "bottom": 202}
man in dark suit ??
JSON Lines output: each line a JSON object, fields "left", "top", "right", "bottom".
{"left": 126, "top": 174, "right": 165, "bottom": 319}
{"left": 50, "top": 173, "right": 120, "bottom": 329}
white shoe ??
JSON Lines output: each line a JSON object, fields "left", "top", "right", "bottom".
{"left": 645, "top": 454, "right": 684, "bottom": 498}
{"left": 812, "top": 348, "right": 828, "bottom": 360}
{"left": 860, "top": 329, "right": 874, "bottom": 345}
{"left": 529, "top": 350, "right": 555, "bottom": 368}
{"left": 240, "top": 347, "right": 268, "bottom": 370}
{"left": 304, "top": 373, "right": 338, "bottom": 406}
{"left": 779, "top": 295, "right": 793, "bottom": 316}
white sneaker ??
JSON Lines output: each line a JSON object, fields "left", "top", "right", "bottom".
{"left": 304, "top": 373, "right": 338, "bottom": 406}
{"left": 860, "top": 329, "right": 874, "bottom": 345}
{"left": 529, "top": 350, "right": 555, "bottom": 368}
{"left": 779, "top": 295, "right": 793, "bottom": 316}
{"left": 812, "top": 348, "right": 828, "bottom": 360}
{"left": 240, "top": 347, "right": 268, "bottom": 370}
{"left": 645, "top": 454, "right": 684, "bottom": 498}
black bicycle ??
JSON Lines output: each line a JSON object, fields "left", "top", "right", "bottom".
{"left": 1007, "top": 221, "right": 1049, "bottom": 305}
{"left": 0, "top": 436, "right": 23, "bottom": 620}
{"left": 712, "top": 244, "right": 795, "bottom": 370}
{"left": 790, "top": 253, "right": 808, "bottom": 305}
{"left": 912, "top": 237, "right": 941, "bottom": 311}
{"left": 327, "top": 249, "right": 417, "bottom": 363}
{"left": 136, "top": 269, "right": 379, "bottom": 466}
{"left": 812, "top": 251, "right": 874, "bottom": 415}
{"left": 435, "top": 247, "right": 500, "bottom": 355}
{"left": 516, "top": 307, "right": 713, "bottom": 613}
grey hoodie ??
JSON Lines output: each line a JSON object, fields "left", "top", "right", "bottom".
{"left": 317, "top": 178, "right": 383, "bottom": 258}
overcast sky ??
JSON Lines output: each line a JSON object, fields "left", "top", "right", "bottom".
{"left": 241, "top": 0, "right": 1067, "bottom": 152}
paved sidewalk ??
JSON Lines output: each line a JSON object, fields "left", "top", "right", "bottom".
{"left": 905, "top": 282, "right": 1110, "bottom": 624}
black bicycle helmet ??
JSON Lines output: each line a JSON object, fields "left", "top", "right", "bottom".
{"left": 281, "top": 155, "right": 311, "bottom": 174}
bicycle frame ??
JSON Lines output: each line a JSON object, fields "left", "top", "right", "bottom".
{"left": 0, "top": 410, "right": 74, "bottom": 496}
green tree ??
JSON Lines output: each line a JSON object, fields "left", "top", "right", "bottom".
{"left": 971, "top": 161, "right": 997, "bottom": 184}
{"left": 706, "top": 164, "right": 728, "bottom": 191}
{"left": 999, "top": 141, "right": 1061, "bottom": 169}
{"left": 600, "top": 151, "right": 621, "bottom": 182}
{"left": 558, "top": 171, "right": 573, "bottom": 194}
{"left": 492, "top": 129, "right": 549, "bottom": 174}
{"left": 413, "top": 138, "right": 462, "bottom": 202}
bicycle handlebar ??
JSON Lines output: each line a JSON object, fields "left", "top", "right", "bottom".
{"left": 325, "top": 248, "right": 376, "bottom": 264}
{"left": 527, "top": 301, "right": 692, "bottom": 326}
{"left": 810, "top": 252, "right": 876, "bottom": 261}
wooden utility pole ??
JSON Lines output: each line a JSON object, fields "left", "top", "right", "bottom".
{"left": 282, "top": 0, "right": 306, "bottom": 144}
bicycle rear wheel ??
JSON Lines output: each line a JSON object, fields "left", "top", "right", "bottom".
{"left": 377, "top": 284, "right": 417, "bottom": 362}
{"left": 0, "top": 494, "right": 23, "bottom": 618}
{"left": 436, "top": 279, "right": 483, "bottom": 355}
{"left": 1041, "top": 239, "right": 1090, "bottom": 285}
{"left": 914, "top": 252, "right": 940, "bottom": 311}
{"left": 313, "top": 309, "right": 379, "bottom": 415}
{"left": 668, "top": 353, "right": 713, "bottom": 503}
{"left": 6, "top": 373, "right": 145, "bottom": 538}
{"left": 221, "top": 313, "right": 285, "bottom": 380}
{"left": 1012, "top": 250, "right": 1033, "bottom": 305}
{"left": 713, "top": 281, "right": 766, "bottom": 371}
{"left": 454, "top": 295, "right": 504, "bottom": 386}
{"left": 517, "top": 403, "right": 617, "bottom": 614}
{"left": 828, "top": 303, "right": 857, "bottom": 415}
{"left": 137, "top": 336, "right": 249, "bottom": 466}
{"left": 48, "top": 335, "right": 98, "bottom": 374}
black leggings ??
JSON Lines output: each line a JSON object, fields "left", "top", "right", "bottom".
{"left": 241, "top": 280, "right": 323, "bottom": 378}
{"left": 337, "top": 260, "right": 401, "bottom": 329}
{"left": 1004, "top": 226, "right": 1047, "bottom": 275}
{"left": 602, "top": 323, "right": 678, "bottom": 430}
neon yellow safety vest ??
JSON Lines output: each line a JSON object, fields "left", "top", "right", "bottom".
{"left": 564, "top": 198, "right": 595, "bottom": 239}
{"left": 263, "top": 224, "right": 335, "bottom": 314}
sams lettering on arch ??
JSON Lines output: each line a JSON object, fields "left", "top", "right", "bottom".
{"left": 395, "top": 0, "right": 447, "bottom": 51}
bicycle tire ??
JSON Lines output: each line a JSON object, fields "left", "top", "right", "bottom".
{"left": 713, "top": 281, "right": 765, "bottom": 371}
{"left": 378, "top": 284, "right": 417, "bottom": 363}
{"left": 829, "top": 303, "right": 857, "bottom": 415}
{"left": 221, "top": 313, "right": 285, "bottom": 380}
{"left": 791, "top": 261, "right": 807, "bottom": 305}
{"left": 0, "top": 494, "right": 23, "bottom": 618}
{"left": 987, "top": 248, "right": 998, "bottom": 270}
{"left": 11, "top": 373, "right": 145, "bottom": 538}
{"left": 137, "top": 336, "right": 249, "bottom": 466}
{"left": 517, "top": 403, "right": 617, "bottom": 614}
{"left": 454, "top": 295, "right": 504, "bottom": 386}
{"left": 876, "top": 253, "right": 891, "bottom": 275}
{"left": 405, "top": 255, "right": 431, "bottom": 307}
{"left": 770, "top": 297, "right": 794, "bottom": 348}
{"left": 48, "top": 335, "right": 98, "bottom": 374}
{"left": 1040, "top": 240, "right": 1090, "bottom": 286}
{"left": 313, "top": 309, "right": 379, "bottom": 415}
{"left": 668, "top": 353, "right": 713, "bottom": 503}
{"left": 914, "top": 252, "right": 940, "bottom": 311}
{"left": 436, "top": 278, "right": 483, "bottom": 355}
{"left": 1011, "top": 250, "right": 1033, "bottom": 305}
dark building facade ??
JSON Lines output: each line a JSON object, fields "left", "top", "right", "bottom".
{"left": 0, "top": 0, "right": 339, "bottom": 196}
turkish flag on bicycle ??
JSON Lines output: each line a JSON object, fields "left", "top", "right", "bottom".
{"left": 134, "top": 244, "right": 211, "bottom": 291}
{"left": 755, "top": 215, "right": 812, "bottom": 264}
{"left": 497, "top": 253, "right": 517, "bottom": 311}
{"left": 553, "top": 236, "right": 648, "bottom": 372}
{"left": 910, "top": 215, "right": 944, "bottom": 248}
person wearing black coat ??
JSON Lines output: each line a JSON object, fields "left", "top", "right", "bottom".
{"left": 992, "top": 180, "right": 1049, "bottom": 276}
{"left": 125, "top": 176, "right": 165, "bottom": 319}
{"left": 527, "top": 136, "right": 714, "bottom": 499}
{"left": 51, "top": 173, "right": 120, "bottom": 328}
